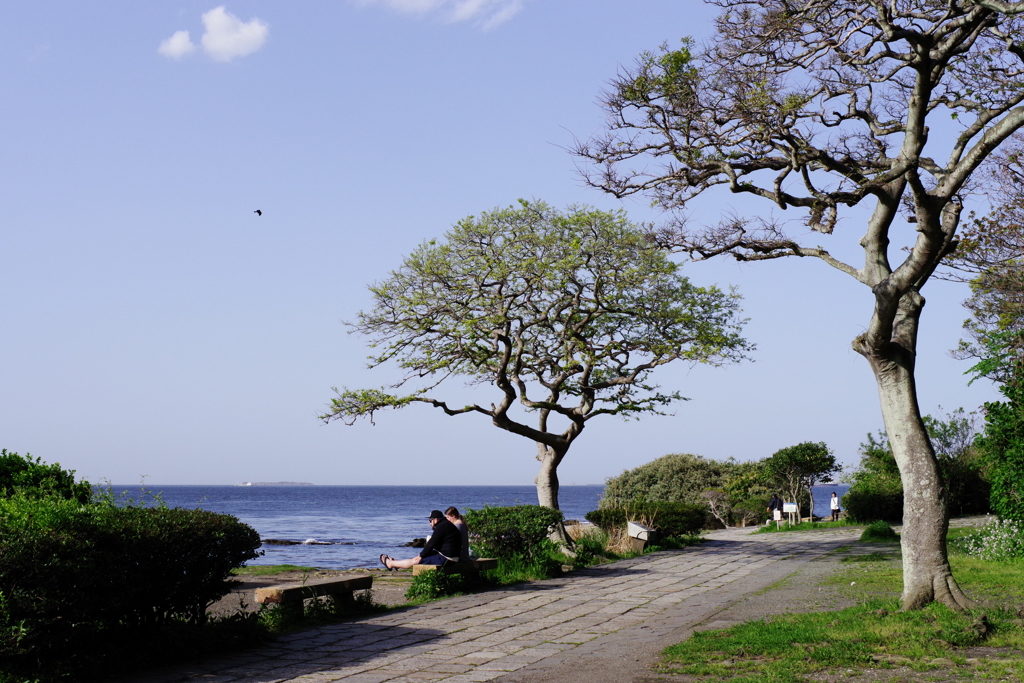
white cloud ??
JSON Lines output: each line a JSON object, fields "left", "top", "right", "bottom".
{"left": 200, "top": 6, "right": 269, "bottom": 62}
{"left": 356, "top": 0, "right": 523, "bottom": 29}
{"left": 158, "top": 30, "right": 197, "bottom": 59}
{"left": 158, "top": 7, "right": 268, "bottom": 62}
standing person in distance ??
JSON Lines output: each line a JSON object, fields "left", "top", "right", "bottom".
{"left": 382, "top": 510, "right": 462, "bottom": 570}
{"left": 830, "top": 492, "right": 841, "bottom": 522}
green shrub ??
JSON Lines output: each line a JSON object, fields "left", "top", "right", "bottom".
{"left": 405, "top": 570, "right": 471, "bottom": 601}
{"left": 464, "top": 505, "right": 564, "bottom": 560}
{"left": 0, "top": 449, "right": 91, "bottom": 503}
{"left": 601, "top": 453, "right": 729, "bottom": 507}
{"left": 952, "top": 519, "right": 1024, "bottom": 560}
{"left": 0, "top": 494, "right": 261, "bottom": 680}
{"left": 585, "top": 501, "right": 706, "bottom": 537}
{"left": 843, "top": 488, "right": 903, "bottom": 523}
{"left": 978, "top": 383, "right": 1024, "bottom": 520}
{"left": 859, "top": 520, "right": 899, "bottom": 542}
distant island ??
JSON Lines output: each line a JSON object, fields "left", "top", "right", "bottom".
{"left": 237, "top": 482, "right": 314, "bottom": 486}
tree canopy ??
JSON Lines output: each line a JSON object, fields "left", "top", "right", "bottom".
{"left": 600, "top": 453, "right": 732, "bottom": 508}
{"left": 575, "top": 0, "right": 1024, "bottom": 609}
{"left": 0, "top": 449, "right": 91, "bottom": 504}
{"left": 763, "top": 442, "right": 839, "bottom": 521}
{"left": 322, "top": 201, "right": 751, "bottom": 510}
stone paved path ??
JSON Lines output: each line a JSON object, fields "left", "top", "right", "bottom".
{"left": 125, "top": 526, "right": 868, "bottom": 683}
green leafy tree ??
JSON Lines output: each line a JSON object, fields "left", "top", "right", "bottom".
{"left": 845, "top": 410, "right": 989, "bottom": 521}
{"left": 944, "top": 135, "right": 1024, "bottom": 521}
{"left": 763, "top": 442, "right": 839, "bottom": 521}
{"left": 575, "top": 0, "right": 1024, "bottom": 610}
{"left": 600, "top": 453, "right": 731, "bottom": 508}
{"left": 321, "top": 201, "right": 751, "bottom": 511}
{"left": 0, "top": 449, "right": 91, "bottom": 503}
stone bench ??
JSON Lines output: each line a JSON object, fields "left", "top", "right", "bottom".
{"left": 412, "top": 558, "right": 498, "bottom": 576}
{"left": 255, "top": 574, "right": 373, "bottom": 610}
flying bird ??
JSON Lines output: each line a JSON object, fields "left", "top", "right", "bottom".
{"left": 254, "top": 209, "right": 262, "bottom": 216}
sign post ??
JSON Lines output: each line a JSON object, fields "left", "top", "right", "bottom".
{"left": 783, "top": 502, "right": 798, "bottom": 527}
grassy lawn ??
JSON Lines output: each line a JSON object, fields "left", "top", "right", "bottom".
{"left": 659, "top": 532, "right": 1024, "bottom": 682}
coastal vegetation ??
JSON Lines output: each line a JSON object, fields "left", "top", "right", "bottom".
{"left": 574, "top": 0, "right": 1024, "bottom": 610}
{"left": 597, "top": 445, "right": 838, "bottom": 530}
{"left": 320, "top": 201, "right": 751, "bottom": 513}
{"left": 842, "top": 409, "right": 991, "bottom": 524}
{"left": 0, "top": 451, "right": 263, "bottom": 682}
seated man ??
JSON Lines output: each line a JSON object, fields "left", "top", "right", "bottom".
{"left": 382, "top": 509, "right": 462, "bottom": 570}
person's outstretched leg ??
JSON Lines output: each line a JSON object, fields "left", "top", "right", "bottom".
{"left": 385, "top": 555, "right": 422, "bottom": 570}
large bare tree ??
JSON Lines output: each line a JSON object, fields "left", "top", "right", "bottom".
{"left": 575, "top": 0, "right": 1024, "bottom": 609}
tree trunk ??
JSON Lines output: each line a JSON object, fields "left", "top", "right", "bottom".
{"left": 859, "top": 328, "right": 975, "bottom": 611}
{"left": 535, "top": 443, "right": 576, "bottom": 551}
{"left": 535, "top": 442, "right": 565, "bottom": 509}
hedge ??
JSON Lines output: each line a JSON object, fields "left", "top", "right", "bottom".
{"left": 841, "top": 489, "right": 903, "bottom": 524}
{"left": 585, "top": 501, "right": 706, "bottom": 537}
{"left": 464, "top": 505, "right": 564, "bottom": 559}
{"left": 0, "top": 494, "right": 261, "bottom": 679}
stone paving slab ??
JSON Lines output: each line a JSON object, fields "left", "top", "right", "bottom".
{"left": 120, "top": 526, "right": 865, "bottom": 683}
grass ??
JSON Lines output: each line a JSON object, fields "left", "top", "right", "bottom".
{"left": 754, "top": 519, "right": 858, "bottom": 533}
{"left": 231, "top": 564, "right": 318, "bottom": 576}
{"left": 659, "top": 529, "right": 1024, "bottom": 682}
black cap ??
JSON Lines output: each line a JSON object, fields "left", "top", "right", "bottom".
{"left": 428, "top": 510, "right": 444, "bottom": 520}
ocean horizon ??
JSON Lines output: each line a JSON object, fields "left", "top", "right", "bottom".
{"left": 104, "top": 483, "right": 851, "bottom": 570}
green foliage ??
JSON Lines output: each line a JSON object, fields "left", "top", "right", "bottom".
{"left": 600, "top": 453, "right": 731, "bottom": 507}
{"left": 763, "top": 442, "right": 839, "bottom": 520}
{"left": 0, "top": 493, "right": 261, "bottom": 680}
{"left": 843, "top": 489, "right": 904, "bottom": 524}
{"left": 405, "top": 571, "right": 472, "bottom": 601}
{"left": 978, "top": 382, "right": 1024, "bottom": 520}
{"left": 860, "top": 520, "right": 899, "bottom": 542}
{"left": 843, "top": 411, "right": 991, "bottom": 522}
{"left": 953, "top": 518, "right": 1024, "bottom": 561}
{"left": 486, "top": 540, "right": 567, "bottom": 583}
{"left": 0, "top": 449, "right": 91, "bottom": 503}
{"left": 585, "top": 501, "right": 706, "bottom": 537}
{"left": 730, "top": 495, "right": 770, "bottom": 526}
{"left": 321, "top": 200, "right": 751, "bottom": 510}
{"left": 464, "top": 505, "right": 564, "bottom": 560}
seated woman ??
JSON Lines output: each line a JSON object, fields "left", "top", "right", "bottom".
{"left": 445, "top": 506, "right": 470, "bottom": 561}
{"left": 382, "top": 510, "right": 462, "bottom": 570}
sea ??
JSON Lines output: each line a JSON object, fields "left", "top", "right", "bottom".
{"left": 108, "top": 483, "right": 850, "bottom": 570}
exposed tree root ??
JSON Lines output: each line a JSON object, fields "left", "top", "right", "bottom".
{"left": 903, "top": 573, "right": 977, "bottom": 611}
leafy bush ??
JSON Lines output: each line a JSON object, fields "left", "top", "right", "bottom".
{"left": 978, "top": 384, "right": 1024, "bottom": 520}
{"left": 0, "top": 494, "right": 261, "bottom": 680}
{"left": 600, "top": 453, "right": 730, "bottom": 507}
{"left": 859, "top": 520, "right": 899, "bottom": 542}
{"left": 732, "top": 495, "right": 770, "bottom": 526}
{"left": 0, "top": 449, "right": 91, "bottom": 503}
{"left": 405, "top": 570, "right": 470, "bottom": 601}
{"left": 952, "top": 518, "right": 1024, "bottom": 561}
{"left": 843, "top": 488, "right": 904, "bottom": 524}
{"left": 585, "top": 501, "right": 706, "bottom": 537}
{"left": 464, "top": 505, "right": 564, "bottom": 560}
{"left": 844, "top": 411, "right": 992, "bottom": 523}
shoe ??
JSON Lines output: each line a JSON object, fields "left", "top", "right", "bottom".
{"left": 380, "top": 554, "right": 390, "bottom": 569}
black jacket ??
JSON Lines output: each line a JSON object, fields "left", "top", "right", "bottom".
{"left": 420, "top": 518, "right": 463, "bottom": 560}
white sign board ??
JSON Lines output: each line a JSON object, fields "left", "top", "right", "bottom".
{"left": 782, "top": 502, "right": 798, "bottom": 513}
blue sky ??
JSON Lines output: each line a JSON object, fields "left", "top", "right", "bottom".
{"left": 0, "top": 2, "right": 1000, "bottom": 486}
